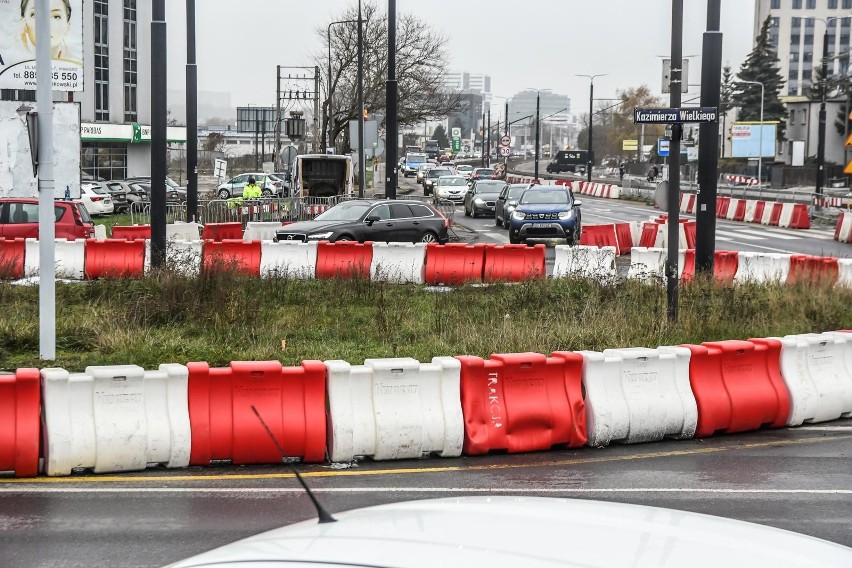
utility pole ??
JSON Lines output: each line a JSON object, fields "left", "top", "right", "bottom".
{"left": 487, "top": 108, "right": 491, "bottom": 167}
{"left": 151, "top": 0, "right": 167, "bottom": 268}
{"left": 186, "top": 0, "right": 198, "bottom": 222}
{"left": 534, "top": 91, "right": 541, "bottom": 180}
{"left": 695, "top": 0, "right": 722, "bottom": 275}
{"left": 576, "top": 74, "right": 606, "bottom": 182}
{"left": 356, "top": 0, "right": 365, "bottom": 197}
{"left": 481, "top": 110, "right": 486, "bottom": 167}
{"left": 385, "top": 0, "right": 398, "bottom": 199}
{"left": 666, "top": 0, "right": 683, "bottom": 322}
{"left": 816, "top": 21, "right": 830, "bottom": 211}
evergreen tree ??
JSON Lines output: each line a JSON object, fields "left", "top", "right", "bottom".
{"left": 732, "top": 17, "right": 787, "bottom": 137}
{"left": 432, "top": 124, "right": 450, "bottom": 148}
{"left": 720, "top": 65, "right": 735, "bottom": 114}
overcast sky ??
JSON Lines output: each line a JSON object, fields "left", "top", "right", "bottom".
{"left": 164, "top": 0, "right": 756, "bottom": 115}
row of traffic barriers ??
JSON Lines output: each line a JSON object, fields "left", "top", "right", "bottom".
{"left": 129, "top": 197, "right": 340, "bottom": 227}
{"left": 3, "top": 331, "right": 850, "bottom": 476}
{"left": 679, "top": 194, "right": 811, "bottom": 229}
{"left": 0, "top": 239, "right": 546, "bottom": 284}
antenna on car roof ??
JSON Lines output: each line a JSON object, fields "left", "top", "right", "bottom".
{"left": 251, "top": 405, "right": 337, "bottom": 524}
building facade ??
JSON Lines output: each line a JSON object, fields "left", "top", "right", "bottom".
{"left": 443, "top": 71, "right": 492, "bottom": 105}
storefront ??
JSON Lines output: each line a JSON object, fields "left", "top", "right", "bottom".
{"left": 80, "top": 122, "right": 187, "bottom": 180}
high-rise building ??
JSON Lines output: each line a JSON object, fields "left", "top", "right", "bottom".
{"left": 754, "top": 0, "right": 852, "bottom": 97}
{"left": 442, "top": 71, "right": 492, "bottom": 105}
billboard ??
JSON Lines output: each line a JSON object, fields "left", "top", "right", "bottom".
{"left": 0, "top": 0, "right": 84, "bottom": 91}
{"left": 0, "top": 100, "right": 81, "bottom": 199}
{"left": 731, "top": 123, "right": 776, "bottom": 158}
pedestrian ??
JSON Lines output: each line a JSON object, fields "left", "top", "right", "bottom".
{"left": 619, "top": 162, "right": 626, "bottom": 182}
{"left": 243, "top": 176, "right": 262, "bottom": 199}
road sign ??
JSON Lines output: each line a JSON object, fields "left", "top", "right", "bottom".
{"left": 499, "top": 147, "right": 511, "bottom": 157}
{"left": 634, "top": 107, "right": 718, "bottom": 124}
{"left": 452, "top": 138, "right": 461, "bottom": 152}
{"left": 451, "top": 127, "right": 461, "bottom": 139}
{"left": 622, "top": 139, "right": 639, "bottom": 151}
{"left": 214, "top": 158, "right": 227, "bottom": 179}
{"left": 658, "top": 138, "right": 670, "bottom": 157}
{"left": 661, "top": 58, "right": 690, "bottom": 94}
{"left": 500, "top": 135, "right": 511, "bottom": 147}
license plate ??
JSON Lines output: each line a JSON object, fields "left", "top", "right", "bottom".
{"left": 530, "top": 223, "right": 552, "bottom": 228}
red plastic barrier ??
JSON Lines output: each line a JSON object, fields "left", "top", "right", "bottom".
{"left": 456, "top": 352, "right": 586, "bottom": 455}
{"left": 753, "top": 201, "right": 766, "bottom": 224}
{"left": 681, "top": 249, "right": 695, "bottom": 282}
{"left": 483, "top": 244, "right": 545, "bottom": 282}
{"left": 579, "top": 224, "right": 619, "bottom": 251}
{"left": 836, "top": 212, "right": 846, "bottom": 240}
{"left": 111, "top": 224, "right": 151, "bottom": 240}
{"left": 683, "top": 340, "right": 790, "bottom": 437}
{"left": 714, "top": 251, "right": 739, "bottom": 283}
{"left": 639, "top": 222, "right": 660, "bottom": 247}
{"left": 202, "top": 239, "right": 262, "bottom": 276}
{"left": 84, "top": 238, "right": 145, "bottom": 279}
{"left": 0, "top": 369, "right": 40, "bottom": 477}
{"left": 201, "top": 222, "right": 244, "bottom": 242}
{"left": 788, "top": 203, "right": 811, "bottom": 229}
{"left": 614, "top": 223, "right": 633, "bottom": 255}
{"left": 0, "top": 238, "right": 26, "bottom": 279}
{"left": 787, "top": 255, "right": 839, "bottom": 286}
{"left": 315, "top": 241, "right": 373, "bottom": 279}
{"left": 732, "top": 200, "right": 747, "bottom": 221}
{"left": 684, "top": 221, "right": 696, "bottom": 249}
{"left": 187, "top": 360, "right": 327, "bottom": 465}
{"left": 768, "top": 203, "right": 783, "bottom": 226}
{"left": 425, "top": 243, "right": 485, "bottom": 285}
{"left": 716, "top": 196, "right": 730, "bottom": 218}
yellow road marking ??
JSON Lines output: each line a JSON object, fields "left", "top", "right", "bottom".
{"left": 2, "top": 434, "right": 847, "bottom": 484}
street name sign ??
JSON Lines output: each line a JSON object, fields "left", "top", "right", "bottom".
{"left": 634, "top": 107, "right": 718, "bottom": 124}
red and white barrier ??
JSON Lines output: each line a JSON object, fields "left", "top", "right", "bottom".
{"left": 835, "top": 212, "right": 852, "bottom": 243}
{"left": 724, "top": 174, "right": 759, "bottom": 186}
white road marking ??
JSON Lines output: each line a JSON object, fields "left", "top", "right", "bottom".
{"left": 735, "top": 229, "right": 800, "bottom": 241}
{"left": 1, "top": 487, "right": 850, "bottom": 495}
{"left": 795, "top": 426, "right": 852, "bottom": 431}
{"left": 716, "top": 230, "right": 766, "bottom": 241}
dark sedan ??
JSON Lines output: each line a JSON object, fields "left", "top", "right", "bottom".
{"left": 463, "top": 180, "right": 507, "bottom": 218}
{"left": 274, "top": 199, "right": 450, "bottom": 244}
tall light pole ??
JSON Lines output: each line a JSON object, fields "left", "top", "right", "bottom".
{"left": 386, "top": 0, "right": 398, "bottom": 199}
{"left": 186, "top": 0, "right": 198, "bottom": 222}
{"left": 740, "top": 80, "right": 765, "bottom": 184}
{"left": 576, "top": 74, "right": 607, "bottom": 182}
{"left": 534, "top": 91, "right": 541, "bottom": 180}
{"left": 327, "top": 18, "right": 358, "bottom": 151}
{"left": 356, "top": 0, "right": 365, "bottom": 197}
{"left": 151, "top": 0, "right": 167, "bottom": 269}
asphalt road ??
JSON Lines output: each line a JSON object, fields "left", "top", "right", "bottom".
{"left": 1, "top": 420, "right": 850, "bottom": 568}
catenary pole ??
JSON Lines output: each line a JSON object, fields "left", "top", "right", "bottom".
{"left": 666, "top": 0, "right": 683, "bottom": 321}
{"left": 186, "top": 0, "right": 198, "bottom": 222}
{"left": 385, "top": 0, "right": 398, "bottom": 199}
{"left": 151, "top": 0, "right": 167, "bottom": 268}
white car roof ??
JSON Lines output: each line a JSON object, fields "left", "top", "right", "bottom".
{"left": 166, "top": 497, "right": 852, "bottom": 568}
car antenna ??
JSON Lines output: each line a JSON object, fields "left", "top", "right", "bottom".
{"left": 251, "top": 405, "right": 337, "bottom": 524}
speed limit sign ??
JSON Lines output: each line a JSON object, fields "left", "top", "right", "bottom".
{"left": 500, "top": 135, "right": 511, "bottom": 147}
{"left": 499, "top": 147, "right": 511, "bottom": 157}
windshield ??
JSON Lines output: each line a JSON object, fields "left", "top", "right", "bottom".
{"left": 457, "top": 165, "right": 473, "bottom": 172}
{"left": 508, "top": 186, "right": 527, "bottom": 199}
{"left": 475, "top": 169, "right": 494, "bottom": 176}
{"left": 438, "top": 177, "right": 467, "bottom": 186}
{"left": 89, "top": 185, "right": 108, "bottom": 195}
{"left": 407, "top": 154, "right": 427, "bottom": 164}
{"left": 165, "top": 177, "right": 180, "bottom": 188}
{"left": 520, "top": 190, "right": 571, "bottom": 205}
{"left": 314, "top": 202, "right": 371, "bottom": 221}
{"left": 429, "top": 169, "right": 451, "bottom": 178}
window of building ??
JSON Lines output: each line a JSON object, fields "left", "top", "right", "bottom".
{"left": 0, "top": 89, "right": 36, "bottom": 102}
{"left": 123, "top": 0, "right": 137, "bottom": 122}
{"left": 81, "top": 142, "right": 127, "bottom": 181}
{"left": 771, "top": 0, "right": 781, "bottom": 7}
{"left": 789, "top": 110, "right": 796, "bottom": 125}
{"left": 807, "top": 0, "right": 816, "bottom": 8}
{"left": 829, "top": 0, "right": 839, "bottom": 8}
{"left": 94, "top": 0, "right": 109, "bottom": 122}
{"left": 793, "top": 0, "right": 803, "bottom": 8}
{"left": 845, "top": 0, "right": 852, "bottom": 9}
{"left": 788, "top": 80, "right": 800, "bottom": 95}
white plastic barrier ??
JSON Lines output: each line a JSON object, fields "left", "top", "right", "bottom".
{"left": 628, "top": 247, "right": 667, "bottom": 282}
{"left": 553, "top": 245, "right": 616, "bottom": 281}
{"left": 325, "top": 356, "right": 464, "bottom": 462}
{"left": 370, "top": 242, "right": 427, "bottom": 284}
{"left": 260, "top": 241, "right": 317, "bottom": 279}
{"left": 24, "top": 238, "right": 86, "bottom": 279}
{"left": 838, "top": 259, "right": 852, "bottom": 288}
{"left": 726, "top": 198, "right": 742, "bottom": 220}
{"left": 734, "top": 252, "right": 790, "bottom": 283}
{"left": 41, "top": 364, "right": 191, "bottom": 476}
{"left": 774, "top": 332, "right": 852, "bottom": 425}
{"left": 629, "top": 221, "right": 642, "bottom": 248}
{"left": 244, "top": 221, "right": 282, "bottom": 242}
{"left": 778, "top": 203, "right": 795, "bottom": 228}
{"left": 166, "top": 222, "right": 202, "bottom": 241}
{"left": 144, "top": 240, "right": 203, "bottom": 275}
{"left": 93, "top": 224, "right": 108, "bottom": 240}
{"left": 743, "top": 200, "right": 759, "bottom": 223}
{"left": 580, "top": 347, "right": 697, "bottom": 447}
{"left": 609, "top": 184, "right": 621, "bottom": 199}
{"left": 837, "top": 213, "right": 852, "bottom": 243}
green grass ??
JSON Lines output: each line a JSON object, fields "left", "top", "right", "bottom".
{"left": 1, "top": 272, "right": 850, "bottom": 371}
{"left": 93, "top": 213, "right": 135, "bottom": 237}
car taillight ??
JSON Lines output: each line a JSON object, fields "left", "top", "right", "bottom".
{"left": 91, "top": 196, "right": 103, "bottom": 202}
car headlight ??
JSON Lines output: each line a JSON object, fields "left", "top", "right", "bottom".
{"left": 512, "top": 211, "right": 525, "bottom": 220}
{"left": 506, "top": 205, "right": 516, "bottom": 214}
{"left": 307, "top": 231, "right": 333, "bottom": 239}
{"left": 474, "top": 198, "right": 484, "bottom": 205}
{"left": 558, "top": 210, "right": 574, "bottom": 220}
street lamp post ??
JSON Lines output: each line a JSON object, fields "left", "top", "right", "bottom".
{"left": 327, "top": 18, "right": 359, "bottom": 151}
{"left": 576, "top": 74, "right": 607, "bottom": 183}
{"left": 740, "top": 80, "right": 765, "bottom": 185}
{"left": 534, "top": 91, "right": 541, "bottom": 180}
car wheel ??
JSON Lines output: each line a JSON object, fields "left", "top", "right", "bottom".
{"left": 495, "top": 215, "right": 501, "bottom": 227}
{"left": 464, "top": 205, "right": 471, "bottom": 217}
{"left": 335, "top": 235, "right": 354, "bottom": 242}
{"left": 262, "top": 189, "right": 272, "bottom": 197}
{"left": 217, "top": 189, "right": 230, "bottom": 199}
{"left": 420, "top": 231, "right": 438, "bottom": 243}
{"left": 472, "top": 209, "right": 478, "bottom": 218}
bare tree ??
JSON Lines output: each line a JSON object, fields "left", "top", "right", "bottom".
{"left": 317, "top": 2, "right": 460, "bottom": 152}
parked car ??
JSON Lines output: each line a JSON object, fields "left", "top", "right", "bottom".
{"left": 0, "top": 198, "right": 94, "bottom": 239}
{"left": 470, "top": 167, "right": 495, "bottom": 184}
{"left": 108, "top": 180, "right": 147, "bottom": 209}
{"left": 273, "top": 199, "right": 449, "bottom": 244}
{"left": 165, "top": 496, "right": 852, "bottom": 568}
{"left": 415, "top": 163, "right": 435, "bottom": 185}
{"left": 124, "top": 182, "right": 182, "bottom": 204}
{"left": 422, "top": 167, "right": 453, "bottom": 196}
{"left": 123, "top": 176, "right": 188, "bottom": 202}
{"left": 495, "top": 183, "right": 531, "bottom": 229}
{"left": 456, "top": 164, "right": 474, "bottom": 180}
{"left": 76, "top": 183, "right": 114, "bottom": 216}
{"left": 463, "top": 180, "right": 507, "bottom": 218}
{"left": 216, "top": 173, "right": 276, "bottom": 199}
{"left": 100, "top": 181, "right": 130, "bottom": 213}
{"left": 509, "top": 184, "right": 581, "bottom": 245}
{"left": 433, "top": 175, "right": 469, "bottom": 203}
{"left": 270, "top": 172, "right": 291, "bottom": 197}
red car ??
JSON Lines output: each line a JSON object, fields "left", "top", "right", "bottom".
{"left": 0, "top": 198, "right": 95, "bottom": 239}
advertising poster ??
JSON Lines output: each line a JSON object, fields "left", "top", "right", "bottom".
{"left": 731, "top": 123, "right": 777, "bottom": 158}
{"left": 0, "top": 0, "right": 84, "bottom": 91}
